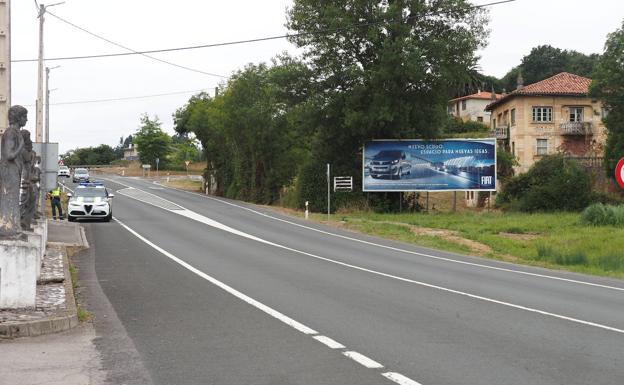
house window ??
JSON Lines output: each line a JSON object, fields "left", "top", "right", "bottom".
{"left": 492, "top": 118, "right": 496, "bottom": 129}
{"left": 461, "top": 100, "right": 467, "bottom": 110}
{"left": 477, "top": 117, "right": 483, "bottom": 123}
{"left": 511, "top": 108, "right": 516, "bottom": 126}
{"left": 536, "top": 139, "right": 548, "bottom": 156}
{"left": 569, "top": 107, "right": 584, "bottom": 122}
{"left": 512, "top": 142, "right": 515, "bottom": 155}
{"left": 532, "top": 107, "right": 553, "bottom": 122}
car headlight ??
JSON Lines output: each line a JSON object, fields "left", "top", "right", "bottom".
{"left": 391, "top": 159, "right": 399, "bottom": 164}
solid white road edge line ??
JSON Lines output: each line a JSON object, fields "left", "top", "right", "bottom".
{"left": 156, "top": 180, "right": 624, "bottom": 293}
{"left": 343, "top": 351, "right": 384, "bottom": 369}
{"left": 112, "top": 217, "right": 317, "bottom": 336}
{"left": 382, "top": 372, "right": 424, "bottom": 385}
{"left": 113, "top": 216, "right": 422, "bottom": 385}
{"left": 114, "top": 185, "right": 624, "bottom": 336}
{"left": 313, "top": 335, "right": 346, "bottom": 349}
{"left": 108, "top": 175, "right": 624, "bottom": 293}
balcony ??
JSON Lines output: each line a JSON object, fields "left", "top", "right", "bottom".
{"left": 559, "top": 121, "right": 592, "bottom": 135}
{"left": 491, "top": 127, "right": 508, "bottom": 139}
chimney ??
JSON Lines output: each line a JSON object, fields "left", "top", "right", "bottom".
{"left": 516, "top": 70, "right": 524, "bottom": 90}
{"left": 490, "top": 85, "right": 496, "bottom": 101}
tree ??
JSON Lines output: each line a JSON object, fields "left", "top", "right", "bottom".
{"left": 133, "top": 114, "right": 171, "bottom": 167}
{"left": 589, "top": 21, "right": 624, "bottom": 178}
{"left": 60, "top": 144, "right": 116, "bottom": 166}
{"left": 500, "top": 45, "right": 600, "bottom": 91}
{"left": 286, "top": 0, "right": 488, "bottom": 209}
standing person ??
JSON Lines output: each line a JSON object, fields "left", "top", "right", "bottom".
{"left": 48, "top": 185, "right": 64, "bottom": 220}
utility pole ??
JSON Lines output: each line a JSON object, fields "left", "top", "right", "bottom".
{"left": 44, "top": 65, "right": 59, "bottom": 142}
{"left": 36, "top": 2, "right": 64, "bottom": 143}
{"left": 0, "top": 0, "right": 10, "bottom": 135}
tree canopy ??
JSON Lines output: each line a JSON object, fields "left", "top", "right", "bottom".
{"left": 133, "top": 114, "right": 172, "bottom": 168}
{"left": 590, "top": 21, "right": 624, "bottom": 177}
{"left": 60, "top": 144, "right": 117, "bottom": 166}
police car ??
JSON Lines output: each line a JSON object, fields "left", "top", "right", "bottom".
{"left": 67, "top": 182, "right": 114, "bottom": 222}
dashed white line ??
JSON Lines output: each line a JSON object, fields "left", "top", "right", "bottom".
{"left": 383, "top": 372, "right": 424, "bottom": 385}
{"left": 113, "top": 216, "right": 421, "bottom": 385}
{"left": 313, "top": 335, "right": 346, "bottom": 349}
{"left": 113, "top": 184, "right": 624, "bottom": 335}
{"left": 343, "top": 351, "right": 384, "bottom": 369}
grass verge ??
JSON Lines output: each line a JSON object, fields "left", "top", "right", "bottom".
{"left": 295, "top": 210, "right": 624, "bottom": 279}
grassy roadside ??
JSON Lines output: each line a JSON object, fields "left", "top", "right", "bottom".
{"left": 161, "top": 178, "right": 203, "bottom": 191}
{"left": 295, "top": 210, "right": 624, "bottom": 279}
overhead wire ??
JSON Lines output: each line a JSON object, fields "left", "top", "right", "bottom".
{"left": 46, "top": 11, "right": 227, "bottom": 78}
{"left": 12, "top": 0, "right": 516, "bottom": 64}
{"left": 21, "top": 87, "right": 215, "bottom": 107}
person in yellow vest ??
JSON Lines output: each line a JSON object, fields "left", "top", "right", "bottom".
{"left": 48, "top": 185, "right": 64, "bottom": 220}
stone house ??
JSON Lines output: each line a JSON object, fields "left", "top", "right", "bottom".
{"left": 485, "top": 72, "right": 607, "bottom": 173}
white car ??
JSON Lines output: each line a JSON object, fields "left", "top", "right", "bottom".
{"left": 67, "top": 182, "right": 114, "bottom": 222}
{"left": 72, "top": 168, "right": 90, "bottom": 183}
{"left": 58, "top": 165, "right": 70, "bottom": 177}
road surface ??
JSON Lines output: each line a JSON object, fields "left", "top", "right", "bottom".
{"left": 65, "top": 176, "right": 624, "bottom": 385}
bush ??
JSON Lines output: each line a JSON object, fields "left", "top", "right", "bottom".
{"left": 581, "top": 203, "right": 624, "bottom": 226}
{"left": 497, "top": 154, "right": 591, "bottom": 212}
{"left": 535, "top": 244, "right": 589, "bottom": 266}
{"left": 443, "top": 116, "right": 490, "bottom": 134}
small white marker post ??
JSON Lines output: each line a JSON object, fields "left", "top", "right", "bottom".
{"left": 326, "top": 163, "right": 330, "bottom": 221}
{"left": 305, "top": 201, "right": 309, "bottom": 220}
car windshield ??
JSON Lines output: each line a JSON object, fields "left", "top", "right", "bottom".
{"left": 74, "top": 188, "right": 106, "bottom": 198}
{"left": 75, "top": 169, "right": 88, "bottom": 174}
{"left": 60, "top": 166, "right": 69, "bottom": 170}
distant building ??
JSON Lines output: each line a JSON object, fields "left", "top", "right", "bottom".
{"left": 486, "top": 72, "right": 607, "bottom": 173}
{"left": 123, "top": 144, "right": 139, "bottom": 161}
{"left": 448, "top": 90, "right": 502, "bottom": 123}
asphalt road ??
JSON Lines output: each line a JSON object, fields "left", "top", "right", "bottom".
{"left": 66, "top": 176, "right": 624, "bottom": 385}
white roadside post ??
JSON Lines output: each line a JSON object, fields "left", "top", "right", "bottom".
{"left": 326, "top": 164, "right": 330, "bottom": 221}
{"left": 305, "top": 201, "right": 309, "bottom": 220}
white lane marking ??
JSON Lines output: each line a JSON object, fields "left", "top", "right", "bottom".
{"left": 114, "top": 216, "right": 422, "bottom": 385}
{"left": 176, "top": 188, "right": 624, "bottom": 293}
{"left": 113, "top": 217, "right": 318, "bottom": 335}
{"left": 313, "top": 335, "right": 346, "bottom": 349}
{"left": 383, "top": 372, "right": 424, "bottom": 385}
{"left": 115, "top": 184, "right": 624, "bottom": 335}
{"left": 343, "top": 351, "right": 384, "bottom": 369}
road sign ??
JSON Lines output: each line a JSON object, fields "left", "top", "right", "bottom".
{"left": 334, "top": 176, "right": 353, "bottom": 192}
{"left": 142, "top": 164, "right": 151, "bottom": 169}
{"left": 58, "top": 159, "right": 64, "bottom": 166}
{"left": 616, "top": 158, "right": 624, "bottom": 190}
{"left": 156, "top": 158, "right": 160, "bottom": 165}
{"left": 185, "top": 160, "right": 190, "bottom": 167}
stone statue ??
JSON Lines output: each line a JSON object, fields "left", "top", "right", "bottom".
{"left": 0, "top": 105, "right": 27, "bottom": 239}
{"left": 20, "top": 130, "right": 35, "bottom": 231}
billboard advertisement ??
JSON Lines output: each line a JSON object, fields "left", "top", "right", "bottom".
{"left": 363, "top": 139, "right": 496, "bottom": 192}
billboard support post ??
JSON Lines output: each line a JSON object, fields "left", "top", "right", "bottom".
{"left": 453, "top": 191, "right": 457, "bottom": 212}
{"left": 326, "top": 163, "right": 330, "bottom": 221}
{"left": 426, "top": 191, "right": 429, "bottom": 212}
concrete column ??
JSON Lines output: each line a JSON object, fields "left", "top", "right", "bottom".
{"left": 0, "top": 240, "right": 38, "bottom": 308}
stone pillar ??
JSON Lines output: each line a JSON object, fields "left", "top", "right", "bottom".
{"left": 0, "top": 240, "right": 38, "bottom": 308}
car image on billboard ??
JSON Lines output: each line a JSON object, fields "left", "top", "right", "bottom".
{"left": 363, "top": 139, "right": 496, "bottom": 191}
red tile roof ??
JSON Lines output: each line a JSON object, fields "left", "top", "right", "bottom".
{"left": 486, "top": 72, "right": 592, "bottom": 111}
{"left": 449, "top": 91, "right": 502, "bottom": 102}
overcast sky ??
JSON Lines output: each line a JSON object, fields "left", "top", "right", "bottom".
{"left": 10, "top": 0, "right": 623, "bottom": 154}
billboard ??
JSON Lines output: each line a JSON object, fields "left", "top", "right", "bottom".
{"left": 363, "top": 139, "right": 496, "bottom": 192}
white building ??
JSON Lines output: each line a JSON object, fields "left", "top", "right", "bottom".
{"left": 448, "top": 91, "right": 502, "bottom": 123}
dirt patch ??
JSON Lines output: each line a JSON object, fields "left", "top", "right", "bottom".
{"left": 498, "top": 232, "right": 540, "bottom": 241}
{"left": 372, "top": 220, "right": 493, "bottom": 255}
